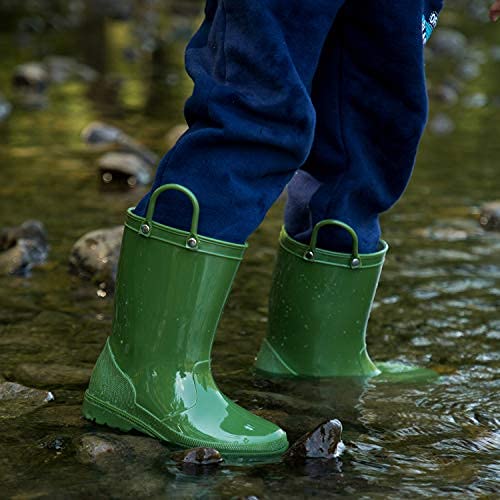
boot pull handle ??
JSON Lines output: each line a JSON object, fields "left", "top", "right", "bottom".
{"left": 305, "top": 219, "right": 361, "bottom": 269}
{"left": 140, "top": 184, "right": 201, "bottom": 250}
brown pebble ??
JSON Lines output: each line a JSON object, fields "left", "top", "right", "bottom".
{"left": 171, "top": 447, "right": 223, "bottom": 466}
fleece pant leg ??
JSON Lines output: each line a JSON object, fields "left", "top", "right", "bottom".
{"left": 135, "top": 0, "right": 346, "bottom": 243}
{"left": 285, "top": 0, "right": 442, "bottom": 253}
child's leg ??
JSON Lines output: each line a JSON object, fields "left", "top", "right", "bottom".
{"left": 285, "top": 0, "right": 443, "bottom": 253}
{"left": 135, "top": 0, "right": 346, "bottom": 242}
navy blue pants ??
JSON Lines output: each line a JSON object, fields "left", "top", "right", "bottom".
{"left": 135, "top": 0, "right": 444, "bottom": 253}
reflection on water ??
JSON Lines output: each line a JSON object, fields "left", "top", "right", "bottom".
{"left": 0, "top": 1, "right": 499, "bottom": 497}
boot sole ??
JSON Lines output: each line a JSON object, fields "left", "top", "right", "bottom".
{"left": 82, "top": 391, "right": 288, "bottom": 457}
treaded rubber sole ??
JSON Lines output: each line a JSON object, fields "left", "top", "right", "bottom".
{"left": 82, "top": 393, "right": 152, "bottom": 437}
{"left": 82, "top": 392, "right": 288, "bottom": 457}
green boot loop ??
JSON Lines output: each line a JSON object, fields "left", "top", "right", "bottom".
{"left": 83, "top": 184, "right": 288, "bottom": 456}
{"left": 255, "top": 220, "right": 436, "bottom": 379}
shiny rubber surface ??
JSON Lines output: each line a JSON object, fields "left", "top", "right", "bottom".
{"left": 256, "top": 226, "right": 388, "bottom": 378}
{"left": 84, "top": 191, "right": 288, "bottom": 455}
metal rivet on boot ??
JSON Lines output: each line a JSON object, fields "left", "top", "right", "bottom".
{"left": 304, "top": 250, "right": 314, "bottom": 261}
{"left": 350, "top": 257, "right": 361, "bottom": 269}
{"left": 140, "top": 224, "right": 151, "bottom": 235}
{"left": 187, "top": 237, "right": 198, "bottom": 249}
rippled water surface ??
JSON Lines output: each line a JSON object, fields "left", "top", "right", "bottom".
{"left": 1, "top": 1, "right": 499, "bottom": 498}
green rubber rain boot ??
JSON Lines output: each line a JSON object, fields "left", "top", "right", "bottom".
{"left": 83, "top": 184, "right": 288, "bottom": 456}
{"left": 255, "top": 220, "right": 435, "bottom": 379}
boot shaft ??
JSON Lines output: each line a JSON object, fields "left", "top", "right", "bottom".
{"left": 257, "top": 222, "right": 388, "bottom": 377}
{"left": 111, "top": 209, "right": 245, "bottom": 372}
{"left": 108, "top": 185, "right": 246, "bottom": 415}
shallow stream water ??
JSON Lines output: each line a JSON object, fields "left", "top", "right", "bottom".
{"left": 0, "top": 1, "right": 499, "bottom": 498}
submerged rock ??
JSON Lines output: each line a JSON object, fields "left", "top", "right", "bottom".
{"left": 429, "top": 29, "right": 468, "bottom": 59}
{"left": 82, "top": 121, "right": 158, "bottom": 166}
{"left": 456, "top": 60, "right": 481, "bottom": 81}
{"left": 463, "top": 92, "right": 488, "bottom": 109}
{"left": 285, "top": 419, "right": 344, "bottom": 460}
{"left": 0, "top": 382, "right": 54, "bottom": 419}
{"left": 429, "top": 84, "right": 459, "bottom": 105}
{"left": 0, "top": 220, "right": 48, "bottom": 276}
{"left": 171, "top": 447, "right": 223, "bottom": 466}
{"left": 429, "top": 113, "right": 455, "bottom": 135}
{"left": 76, "top": 434, "right": 119, "bottom": 464}
{"left": 98, "top": 152, "right": 152, "bottom": 188}
{"left": 9, "top": 363, "right": 92, "bottom": 388}
{"left": 76, "top": 432, "right": 165, "bottom": 466}
{"left": 69, "top": 226, "right": 123, "bottom": 289}
{"left": 0, "top": 220, "right": 47, "bottom": 250}
{"left": 479, "top": 202, "right": 500, "bottom": 231}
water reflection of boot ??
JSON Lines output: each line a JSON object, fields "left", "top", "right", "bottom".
{"left": 83, "top": 184, "right": 288, "bottom": 456}
{"left": 255, "top": 220, "right": 436, "bottom": 381}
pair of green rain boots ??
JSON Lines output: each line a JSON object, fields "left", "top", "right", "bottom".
{"left": 82, "top": 184, "right": 402, "bottom": 456}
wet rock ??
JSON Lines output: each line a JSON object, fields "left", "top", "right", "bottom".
{"left": 69, "top": 226, "right": 123, "bottom": 289}
{"left": 429, "top": 29, "right": 468, "bottom": 59}
{"left": 456, "top": 60, "right": 481, "bottom": 81}
{"left": 9, "top": 363, "right": 93, "bottom": 388}
{"left": 0, "top": 220, "right": 49, "bottom": 276}
{"left": 479, "top": 202, "right": 500, "bottom": 231}
{"left": 171, "top": 447, "right": 224, "bottom": 466}
{"left": 429, "top": 113, "right": 455, "bottom": 135}
{"left": 44, "top": 56, "right": 98, "bottom": 84}
{"left": 429, "top": 84, "right": 458, "bottom": 105}
{"left": 76, "top": 432, "right": 165, "bottom": 466}
{"left": 0, "top": 382, "right": 54, "bottom": 419}
{"left": 165, "top": 124, "right": 189, "bottom": 149}
{"left": 82, "top": 121, "right": 158, "bottom": 166}
{"left": 12, "top": 62, "right": 48, "bottom": 93}
{"left": 0, "top": 93, "right": 12, "bottom": 122}
{"left": 285, "top": 419, "right": 344, "bottom": 460}
{"left": 98, "top": 152, "right": 152, "bottom": 188}
{"left": 463, "top": 92, "right": 488, "bottom": 109}
{"left": 0, "top": 219, "right": 47, "bottom": 250}
{"left": 82, "top": 121, "right": 123, "bottom": 146}
{"left": 76, "top": 433, "right": 120, "bottom": 464}
{"left": 12, "top": 62, "right": 49, "bottom": 108}
{"left": 0, "top": 240, "right": 42, "bottom": 276}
